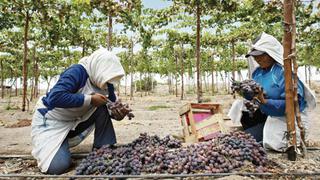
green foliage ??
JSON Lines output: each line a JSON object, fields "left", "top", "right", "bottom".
{"left": 0, "top": 0, "right": 319, "bottom": 95}
{"left": 134, "top": 77, "right": 157, "bottom": 92}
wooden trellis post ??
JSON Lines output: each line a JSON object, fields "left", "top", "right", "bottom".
{"left": 283, "top": 0, "right": 297, "bottom": 161}
{"left": 290, "top": 1, "right": 306, "bottom": 156}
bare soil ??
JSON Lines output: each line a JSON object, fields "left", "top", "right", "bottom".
{"left": 0, "top": 84, "right": 319, "bottom": 179}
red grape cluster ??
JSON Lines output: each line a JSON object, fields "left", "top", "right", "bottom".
{"left": 231, "top": 79, "right": 263, "bottom": 116}
{"left": 231, "top": 79, "right": 261, "bottom": 99}
{"left": 107, "top": 100, "right": 135, "bottom": 120}
{"left": 243, "top": 100, "right": 260, "bottom": 117}
{"left": 75, "top": 132, "right": 267, "bottom": 175}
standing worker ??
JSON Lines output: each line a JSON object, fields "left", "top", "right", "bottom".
{"left": 31, "top": 48, "right": 132, "bottom": 174}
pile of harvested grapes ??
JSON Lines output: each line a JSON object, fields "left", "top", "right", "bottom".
{"left": 75, "top": 132, "right": 268, "bottom": 175}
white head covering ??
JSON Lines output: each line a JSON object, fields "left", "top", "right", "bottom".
{"left": 247, "top": 32, "right": 316, "bottom": 111}
{"left": 79, "top": 48, "right": 125, "bottom": 89}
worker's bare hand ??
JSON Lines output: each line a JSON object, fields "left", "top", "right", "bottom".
{"left": 255, "top": 87, "right": 267, "bottom": 104}
{"left": 91, "top": 93, "right": 107, "bottom": 107}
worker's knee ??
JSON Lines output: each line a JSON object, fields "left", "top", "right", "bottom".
{"left": 47, "top": 156, "right": 71, "bottom": 175}
{"left": 47, "top": 140, "right": 71, "bottom": 175}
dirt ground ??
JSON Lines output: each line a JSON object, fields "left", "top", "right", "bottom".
{"left": 0, "top": 84, "right": 320, "bottom": 179}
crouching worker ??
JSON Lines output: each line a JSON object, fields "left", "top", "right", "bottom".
{"left": 228, "top": 32, "right": 316, "bottom": 152}
{"left": 31, "top": 48, "right": 132, "bottom": 174}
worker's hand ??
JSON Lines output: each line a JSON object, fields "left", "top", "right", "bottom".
{"left": 254, "top": 87, "right": 267, "bottom": 104}
{"left": 107, "top": 100, "right": 134, "bottom": 120}
{"left": 91, "top": 93, "right": 107, "bottom": 107}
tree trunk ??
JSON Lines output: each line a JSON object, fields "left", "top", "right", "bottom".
{"left": 30, "top": 77, "right": 34, "bottom": 101}
{"left": 151, "top": 73, "right": 154, "bottom": 93}
{"left": 224, "top": 71, "right": 228, "bottom": 92}
{"left": 180, "top": 44, "right": 184, "bottom": 100}
{"left": 308, "top": 65, "right": 311, "bottom": 87}
{"left": 206, "top": 73, "right": 209, "bottom": 92}
{"left": 219, "top": 72, "right": 224, "bottom": 91}
{"left": 232, "top": 41, "right": 236, "bottom": 98}
{"left": 188, "top": 74, "right": 191, "bottom": 93}
{"left": 22, "top": 11, "right": 30, "bottom": 111}
{"left": 15, "top": 76, "right": 18, "bottom": 96}
{"left": 304, "top": 65, "right": 307, "bottom": 84}
{"left": 215, "top": 70, "right": 219, "bottom": 93}
{"left": 30, "top": 45, "right": 36, "bottom": 101}
{"left": 283, "top": 0, "right": 297, "bottom": 161}
{"left": 211, "top": 71, "right": 214, "bottom": 95}
{"left": 168, "top": 75, "right": 171, "bottom": 94}
{"left": 232, "top": 41, "right": 235, "bottom": 81}
{"left": 0, "top": 59, "right": 4, "bottom": 98}
{"left": 107, "top": 12, "right": 112, "bottom": 51}
{"left": 34, "top": 55, "right": 39, "bottom": 98}
{"left": 227, "top": 72, "right": 231, "bottom": 94}
{"left": 130, "top": 39, "right": 134, "bottom": 100}
{"left": 9, "top": 68, "right": 14, "bottom": 97}
{"left": 82, "top": 40, "right": 86, "bottom": 57}
{"left": 140, "top": 73, "right": 142, "bottom": 97}
{"left": 124, "top": 75, "right": 127, "bottom": 96}
{"left": 149, "top": 74, "right": 151, "bottom": 95}
{"left": 144, "top": 74, "right": 147, "bottom": 96}
{"left": 175, "top": 55, "right": 178, "bottom": 97}
{"left": 196, "top": 1, "right": 202, "bottom": 102}
{"left": 130, "top": 72, "right": 134, "bottom": 99}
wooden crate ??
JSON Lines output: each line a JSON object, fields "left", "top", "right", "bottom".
{"left": 179, "top": 103, "right": 225, "bottom": 143}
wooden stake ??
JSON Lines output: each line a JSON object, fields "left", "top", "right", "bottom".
{"left": 291, "top": 0, "right": 306, "bottom": 154}
{"left": 283, "top": 0, "right": 297, "bottom": 161}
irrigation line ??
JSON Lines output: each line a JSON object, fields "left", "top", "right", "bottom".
{"left": 1, "top": 147, "right": 320, "bottom": 160}
{"left": 0, "top": 172, "right": 320, "bottom": 179}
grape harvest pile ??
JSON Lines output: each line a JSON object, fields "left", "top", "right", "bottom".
{"left": 231, "top": 79, "right": 263, "bottom": 116}
{"left": 75, "top": 132, "right": 268, "bottom": 175}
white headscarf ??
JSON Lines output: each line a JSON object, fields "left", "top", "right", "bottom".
{"left": 248, "top": 32, "right": 316, "bottom": 111}
{"left": 79, "top": 48, "right": 125, "bottom": 89}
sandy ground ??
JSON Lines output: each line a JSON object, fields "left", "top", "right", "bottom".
{"left": 0, "top": 86, "right": 239, "bottom": 155}
{"left": 0, "top": 84, "right": 319, "bottom": 178}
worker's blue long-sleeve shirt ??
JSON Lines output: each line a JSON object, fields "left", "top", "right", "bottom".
{"left": 39, "top": 64, "right": 116, "bottom": 117}
{"left": 252, "top": 63, "right": 306, "bottom": 116}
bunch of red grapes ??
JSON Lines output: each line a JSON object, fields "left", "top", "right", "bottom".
{"left": 232, "top": 79, "right": 264, "bottom": 116}
{"left": 107, "top": 100, "right": 135, "bottom": 120}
